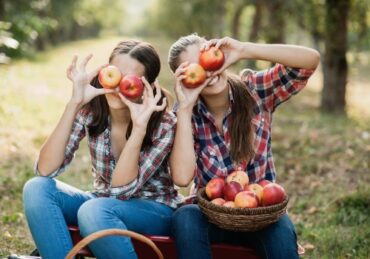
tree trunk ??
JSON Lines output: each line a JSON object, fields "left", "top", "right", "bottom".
{"left": 264, "top": 0, "right": 285, "bottom": 44}
{"left": 231, "top": 3, "right": 246, "bottom": 39}
{"left": 0, "top": 0, "right": 5, "bottom": 20}
{"left": 246, "top": 1, "right": 262, "bottom": 69}
{"left": 215, "top": 1, "right": 226, "bottom": 37}
{"left": 321, "top": 0, "right": 350, "bottom": 114}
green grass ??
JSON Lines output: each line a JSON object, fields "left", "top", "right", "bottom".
{"left": 1, "top": 36, "right": 370, "bottom": 258}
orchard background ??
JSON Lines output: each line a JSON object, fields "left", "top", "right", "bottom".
{"left": 1, "top": 1, "right": 369, "bottom": 258}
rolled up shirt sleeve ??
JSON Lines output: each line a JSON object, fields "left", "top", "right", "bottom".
{"left": 244, "top": 64, "right": 315, "bottom": 112}
{"left": 109, "top": 112, "right": 176, "bottom": 199}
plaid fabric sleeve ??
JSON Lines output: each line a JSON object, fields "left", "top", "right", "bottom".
{"left": 34, "top": 109, "right": 88, "bottom": 177}
{"left": 110, "top": 112, "right": 176, "bottom": 198}
{"left": 245, "top": 64, "right": 315, "bottom": 112}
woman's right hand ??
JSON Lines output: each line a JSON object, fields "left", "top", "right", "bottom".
{"left": 201, "top": 37, "right": 245, "bottom": 76}
{"left": 66, "top": 54, "right": 115, "bottom": 107}
{"left": 174, "top": 61, "right": 212, "bottom": 112}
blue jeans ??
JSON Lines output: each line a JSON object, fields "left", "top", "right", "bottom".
{"left": 77, "top": 197, "right": 174, "bottom": 259}
{"left": 172, "top": 204, "right": 299, "bottom": 259}
{"left": 23, "top": 177, "right": 174, "bottom": 259}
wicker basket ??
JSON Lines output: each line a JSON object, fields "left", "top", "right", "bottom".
{"left": 197, "top": 188, "right": 289, "bottom": 232}
{"left": 65, "top": 229, "right": 163, "bottom": 259}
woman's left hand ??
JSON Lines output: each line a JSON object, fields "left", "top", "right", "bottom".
{"left": 118, "top": 77, "right": 166, "bottom": 133}
{"left": 201, "top": 37, "right": 244, "bottom": 76}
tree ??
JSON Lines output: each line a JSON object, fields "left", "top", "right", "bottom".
{"left": 0, "top": 0, "right": 124, "bottom": 60}
{"left": 321, "top": 0, "right": 350, "bottom": 113}
{"left": 292, "top": 0, "right": 368, "bottom": 114}
{"left": 148, "top": 0, "right": 227, "bottom": 38}
{"left": 263, "top": 0, "right": 286, "bottom": 44}
{"left": 231, "top": 0, "right": 249, "bottom": 39}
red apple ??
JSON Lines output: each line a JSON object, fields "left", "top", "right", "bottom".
{"left": 262, "top": 183, "right": 286, "bottom": 206}
{"left": 119, "top": 75, "right": 144, "bottom": 99}
{"left": 258, "top": 179, "right": 271, "bottom": 187}
{"left": 226, "top": 170, "right": 249, "bottom": 188}
{"left": 182, "top": 63, "right": 206, "bottom": 88}
{"left": 98, "top": 65, "right": 122, "bottom": 89}
{"left": 199, "top": 46, "right": 225, "bottom": 71}
{"left": 223, "top": 181, "right": 243, "bottom": 201}
{"left": 244, "top": 183, "right": 263, "bottom": 203}
{"left": 223, "top": 201, "right": 236, "bottom": 208}
{"left": 211, "top": 198, "right": 226, "bottom": 206}
{"left": 234, "top": 191, "right": 259, "bottom": 208}
{"left": 205, "top": 178, "right": 225, "bottom": 200}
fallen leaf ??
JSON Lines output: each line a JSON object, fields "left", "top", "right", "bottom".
{"left": 3, "top": 230, "right": 12, "bottom": 239}
{"left": 303, "top": 243, "right": 315, "bottom": 250}
{"left": 307, "top": 206, "right": 318, "bottom": 214}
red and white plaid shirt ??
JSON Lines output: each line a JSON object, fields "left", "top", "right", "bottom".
{"left": 35, "top": 108, "right": 180, "bottom": 208}
{"left": 191, "top": 64, "right": 315, "bottom": 195}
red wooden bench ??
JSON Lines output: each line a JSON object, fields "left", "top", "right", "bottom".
{"left": 68, "top": 225, "right": 260, "bottom": 259}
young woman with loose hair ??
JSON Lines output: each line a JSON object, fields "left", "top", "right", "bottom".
{"left": 168, "top": 34, "right": 320, "bottom": 259}
{"left": 23, "top": 40, "right": 180, "bottom": 259}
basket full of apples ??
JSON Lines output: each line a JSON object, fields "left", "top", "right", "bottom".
{"left": 197, "top": 170, "right": 289, "bottom": 232}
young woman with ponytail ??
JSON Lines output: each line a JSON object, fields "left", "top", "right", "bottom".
{"left": 168, "top": 34, "right": 320, "bottom": 259}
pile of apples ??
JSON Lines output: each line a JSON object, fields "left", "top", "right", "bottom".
{"left": 182, "top": 46, "right": 224, "bottom": 88}
{"left": 98, "top": 65, "right": 144, "bottom": 99}
{"left": 205, "top": 170, "right": 287, "bottom": 208}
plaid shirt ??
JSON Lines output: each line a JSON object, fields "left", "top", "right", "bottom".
{"left": 35, "top": 108, "right": 180, "bottom": 208}
{"left": 191, "top": 64, "right": 315, "bottom": 194}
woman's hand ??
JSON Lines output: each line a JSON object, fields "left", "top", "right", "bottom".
{"left": 119, "top": 77, "right": 166, "bottom": 132}
{"left": 66, "top": 54, "right": 115, "bottom": 107}
{"left": 174, "top": 61, "right": 213, "bottom": 112}
{"left": 201, "top": 37, "right": 245, "bottom": 76}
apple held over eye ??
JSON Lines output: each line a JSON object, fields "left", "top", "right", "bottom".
{"left": 262, "top": 183, "right": 286, "bottom": 206}
{"left": 205, "top": 177, "right": 225, "bottom": 200}
{"left": 182, "top": 63, "right": 206, "bottom": 88}
{"left": 119, "top": 75, "right": 144, "bottom": 99}
{"left": 98, "top": 65, "right": 122, "bottom": 89}
{"left": 199, "top": 46, "right": 225, "bottom": 71}
{"left": 223, "top": 181, "right": 243, "bottom": 201}
{"left": 234, "top": 191, "right": 259, "bottom": 208}
{"left": 226, "top": 170, "right": 249, "bottom": 188}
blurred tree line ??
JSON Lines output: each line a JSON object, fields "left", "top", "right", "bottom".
{"left": 0, "top": 0, "right": 369, "bottom": 114}
{"left": 145, "top": 0, "right": 369, "bottom": 113}
{"left": 0, "top": 0, "right": 123, "bottom": 63}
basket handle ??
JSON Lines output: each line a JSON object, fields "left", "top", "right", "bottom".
{"left": 65, "top": 228, "right": 164, "bottom": 259}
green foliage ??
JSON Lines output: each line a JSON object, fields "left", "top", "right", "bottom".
{"left": 0, "top": 21, "right": 18, "bottom": 63}
{"left": 0, "top": 0, "right": 124, "bottom": 60}
{"left": 145, "top": 0, "right": 227, "bottom": 38}
{"left": 349, "top": 0, "right": 370, "bottom": 50}
{"left": 143, "top": 0, "right": 369, "bottom": 52}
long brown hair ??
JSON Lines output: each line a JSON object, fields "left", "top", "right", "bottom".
{"left": 168, "top": 34, "right": 255, "bottom": 163}
{"left": 87, "top": 40, "right": 166, "bottom": 149}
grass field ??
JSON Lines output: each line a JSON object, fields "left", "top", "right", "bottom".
{"left": 0, "top": 36, "right": 369, "bottom": 258}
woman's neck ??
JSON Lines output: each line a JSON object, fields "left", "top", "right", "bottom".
{"left": 201, "top": 85, "right": 230, "bottom": 119}
{"left": 109, "top": 107, "right": 131, "bottom": 126}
